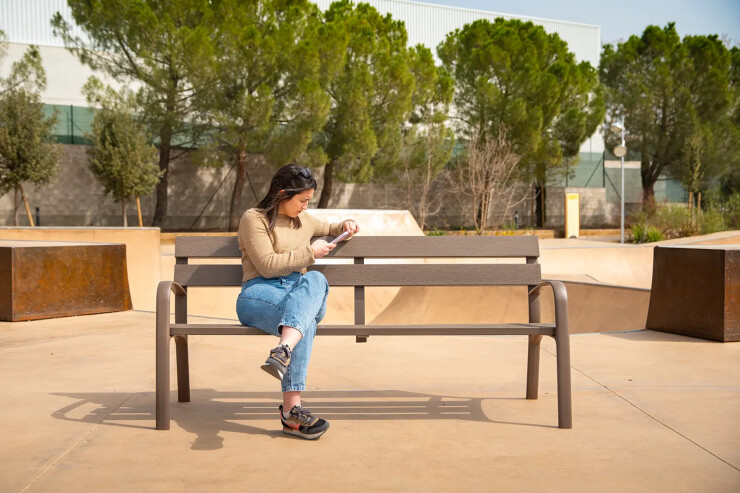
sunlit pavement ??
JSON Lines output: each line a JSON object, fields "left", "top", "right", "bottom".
{"left": 1, "top": 310, "right": 738, "bottom": 492}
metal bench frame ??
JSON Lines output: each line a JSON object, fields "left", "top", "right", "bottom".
{"left": 156, "top": 235, "right": 572, "bottom": 430}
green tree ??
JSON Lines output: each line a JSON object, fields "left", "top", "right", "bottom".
{"left": 315, "top": 0, "right": 415, "bottom": 208}
{"left": 53, "top": 0, "right": 214, "bottom": 227}
{"left": 0, "top": 30, "right": 46, "bottom": 96}
{"left": 0, "top": 91, "right": 61, "bottom": 226}
{"left": 0, "top": 31, "right": 60, "bottom": 226}
{"left": 197, "top": 0, "right": 336, "bottom": 230}
{"left": 399, "top": 44, "right": 454, "bottom": 230}
{"left": 600, "top": 24, "right": 737, "bottom": 207}
{"left": 438, "top": 18, "right": 604, "bottom": 225}
{"left": 84, "top": 81, "right": 163, "bottom": 227}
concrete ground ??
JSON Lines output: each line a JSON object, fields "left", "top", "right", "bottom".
{"left": 1, "top": 310, "right": 738, "bottom": 492}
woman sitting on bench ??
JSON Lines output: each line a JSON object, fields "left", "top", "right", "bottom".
{"left": 236, "top": 164, "right": 359, "bottom": 439}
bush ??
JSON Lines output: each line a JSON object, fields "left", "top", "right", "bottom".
{"left": 724, "top": 193, "right": 740, "bottom": 229}
{"left": 654, "top": 204, "right": 694, "bottom": 237}
{"left": 631, "top": 223, "right": 664, "bottom": 243}
{"left": 699, "top": 207, "right": 726, "bottom": 234}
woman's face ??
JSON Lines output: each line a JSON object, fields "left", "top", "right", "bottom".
{"left": 277, "top": 188, "right": 314, "bottom": 217}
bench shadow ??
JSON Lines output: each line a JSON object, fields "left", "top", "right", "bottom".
{"left": 51, "top": 389, "right": 555, "bottom": 450}
{"left": 605, "top": 329, "right": 722, "bottom": 343}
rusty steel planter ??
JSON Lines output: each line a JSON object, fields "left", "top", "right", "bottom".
{"left": 646, "top": 246, "right": 739, "bottom": 342}
{"left": 0, "top": 242, "right": 132, "bottom": 321}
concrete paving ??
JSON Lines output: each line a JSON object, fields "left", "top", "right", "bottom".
{"left": 1, "top": 310, "right": 738, "bottom": 492}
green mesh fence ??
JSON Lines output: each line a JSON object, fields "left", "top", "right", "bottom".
{"left": 43, "top": 104, "right": 95, "bottom": 144}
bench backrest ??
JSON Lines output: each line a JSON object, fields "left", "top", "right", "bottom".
{"left": 173, "top": 235, "right": 541, "bottom": 288}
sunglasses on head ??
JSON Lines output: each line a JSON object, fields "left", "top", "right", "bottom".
{"left": 295, "top": 167, "right": 312, "bottom": 179}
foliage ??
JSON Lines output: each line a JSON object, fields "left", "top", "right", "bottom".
{"left": 705, "top": 189, "right": 740, "bottom": 230}
{"left": 315, "top": 0, "right": 416, "bottom": 208}
{"left": 0, "top": 30, "right": 46, "bottom": 95}
{"left": 196, "top": 0, "right": 335, "bottom": 230}
{"left": 600, "top": 24, "right": 738, "bottom": 206}
{"left": 0, "top": 89, "right": 60, "bottom": 195}
{"left": 0, "top": 31, "right": 60, "bottom": 225}
{"left": 699, "top": 206, "right": 726, "bottom": 234}
{"left": 724, "top": 193, "right": 740, "bottom": 229}
{"left": 438, "top": 18, "right": 604, "bottom": 188}
{"left": 399, "top": 44, "right": 454, "bottom": 230}
{"left": 631, "top": 223, "right": 664, "bottom": 243}
{"left": 449, "top": 125, "right": 524, "bottom": 234}
{"left": 84, "top": 81, "right": 163, "bottom": 226}
{"left": 628, "top": 201, "right": 738, "bottom": 242}
{"left": 53, "top": 0, "right": 215, "bottom": 226}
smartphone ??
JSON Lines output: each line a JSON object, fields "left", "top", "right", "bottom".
{"left": 330, "top": 231, "right": 350, "bottom": 244}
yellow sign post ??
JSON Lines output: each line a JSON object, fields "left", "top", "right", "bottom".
{"left": 564, "top": 193, "right": 580, "bottom": 238}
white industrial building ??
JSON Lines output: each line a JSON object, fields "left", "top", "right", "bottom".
{"left": 1, "top": 0, "right": 604, "bottom": 153}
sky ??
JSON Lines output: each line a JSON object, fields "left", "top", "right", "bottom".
{"left": 415, "top": 0, "right": 740, "bottom": 44}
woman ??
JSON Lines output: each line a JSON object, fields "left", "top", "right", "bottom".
{"left": 236, "top": 163, "right": 359, "bottom": 440}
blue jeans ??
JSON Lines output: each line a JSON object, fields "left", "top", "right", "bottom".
{"left": 236, "top": 271, "right": 329, "bottom": 392}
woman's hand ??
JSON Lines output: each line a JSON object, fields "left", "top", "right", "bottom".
{"left": 311, "top": 239, "right": 336, "bottom": 259}
{"left": 343, "top": 220, "right": 360, "bottom": 239}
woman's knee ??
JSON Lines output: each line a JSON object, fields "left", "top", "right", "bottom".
{"left": 302, "top": 270, "right": 328, "bottom": 291}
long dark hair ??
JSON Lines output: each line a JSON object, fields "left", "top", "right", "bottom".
{"left": 256, "top": 163, "right": 317, "bottom": 229}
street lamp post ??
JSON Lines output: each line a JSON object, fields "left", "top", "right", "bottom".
{"left": 610, "top": 121, "right": 627, "bottom": 244}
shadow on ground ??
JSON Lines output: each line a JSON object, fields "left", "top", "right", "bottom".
{"left": 51, "top": 389, "right": 553, "bottom": 449}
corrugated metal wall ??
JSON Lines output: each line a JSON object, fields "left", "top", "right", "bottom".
{"left": 1, "top": 0, "right": 599, "bottom": 67}
{"left": 313, "top": 0, "right": 600, "bottom": 66}
{"left": 0, "top": 0, "right": 88, "bottom": 47}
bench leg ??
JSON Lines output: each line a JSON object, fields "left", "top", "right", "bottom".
{"left": 555, "top": 328, "right": 573, "bottom": 429}
{"left": 526, "top": 334, "right": 543, "bottom": 399}
{"left": 174, "top": 335, "right": 191, "bottom": 403}
{"left": 155, "top": 315, "right": 170, "bottom": 430}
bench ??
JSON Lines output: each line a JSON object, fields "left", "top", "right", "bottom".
{"left": 156, "top": 235, "right": 572, "bottom": 430}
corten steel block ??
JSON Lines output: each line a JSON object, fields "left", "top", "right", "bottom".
{"left": 646, "top": 246, "right": 739, "bottom": 342}
{"left": 0, "top": 244, "right": 132, "bottom": 321}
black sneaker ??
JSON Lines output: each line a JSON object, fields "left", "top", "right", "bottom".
{"left": 261, "top": 344, "right": 291, "bottom": 381}
{"left": 280, "top": 405, "right": 330, "bottom": 440}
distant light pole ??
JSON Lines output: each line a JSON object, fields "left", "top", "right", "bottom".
{"left": 610, "top": 120, "right": 627, "bottom": 243}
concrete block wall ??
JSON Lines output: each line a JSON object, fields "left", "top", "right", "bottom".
{"left": 2, "top": 144, "right": 613, "bottom": 231}
{"left": 546, "top": 187, "right": 610, "bottom": 228}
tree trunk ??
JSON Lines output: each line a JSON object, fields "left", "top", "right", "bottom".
{"left": 13, "top": 187, "right": 19, "bottom": 226}
{"left": 640, "top": 155, "right": 662, "bottom": 211}
{"left": 19, "top": 184, "right": 34, "bottom": 226}
{"left": 317, "top": 159, "right": 336, "bottom": 209}
{"left": 152, "top": 84, "right": 176, "bottom": 228}
{"left": 479, "top": 190, "right": 491, "bottom": 234}
{"left": 474, "top": 198, "right": 484, "bottom": 233}
{"left": 534, "top": 184, "right": 544, "bottom": 228}
{"left": 229, "top": 151, "right": 248, "bottom": 232}
{"left": 530, "top": 183, "right": 536, "bottom": 229}
{"left": 642, "top": 183, "right": 655, "bottom": 209}
{"left": 122, "top": 200, "right": 128, "bottom": 227}
{"left": 540, "top": 185, "right": 546, "bottom": 227}
{"left": 136, "top": 195, "right": 143, "bottom": 227}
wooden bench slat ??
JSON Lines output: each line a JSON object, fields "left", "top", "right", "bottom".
{"left": 174, "top": 263, "right": 542, "bottom": 287}
{"left": 175, "top": 235, "right": 240, "bottom": 258}
{"left": 175, "top": 235, "right": 540, "bottom": 259}
{"left": 170, "top": 323, "right": 556, "bottom": 336}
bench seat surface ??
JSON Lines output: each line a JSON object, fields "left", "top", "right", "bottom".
{"left": 170, "top": 323, "right": 556, "bottom": 336}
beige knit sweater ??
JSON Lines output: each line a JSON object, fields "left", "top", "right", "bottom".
{"left": 237, "top": 208, "right": 348, "bottom": 282}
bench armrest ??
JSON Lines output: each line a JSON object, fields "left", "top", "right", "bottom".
{"left": 528, "top": 280, "right": 569, "bottom": 333}
{"left": 157, "top": 280, "right": 187, "bottom": 329}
